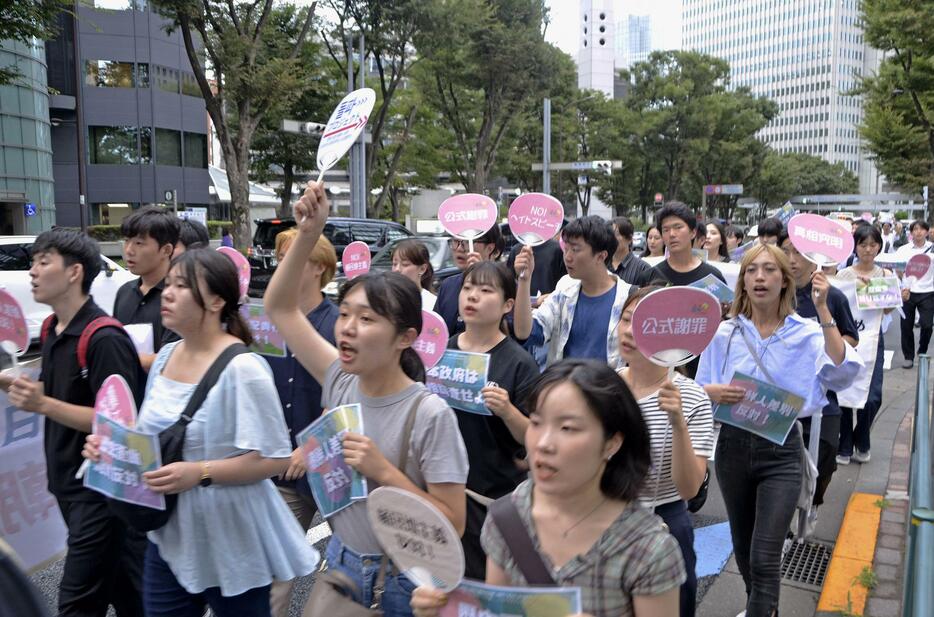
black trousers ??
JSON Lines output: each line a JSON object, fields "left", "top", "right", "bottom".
{"left": 901, "top": 291, "right": 934, "bottom": 360}
{"left": 462, "top": 495, "right": 490, "bottom": 581}
{"left": 56, "top": 499, "right": 146, "bottom": 617}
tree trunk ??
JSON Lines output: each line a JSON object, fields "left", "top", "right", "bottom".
{"left": 225, "top": 163, "right": 253, "bottom": 249}
{"left": 278, "top": 164, "right": 295, "bottom": 218}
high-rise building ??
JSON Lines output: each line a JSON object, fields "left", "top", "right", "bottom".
{"left": 682, "top": 0, "right": 882, "bottom": 194}
{"left": 615, "top": 14, "right": 652, "bottom": 71}
{"left": 44, "top": 1, "right": 211, "bottom": 228}
{"left": 0, "top": 39, "right": 55, "bottom": 233}
{"left": 578, "top": 0, "right": 616, "bottom": 97}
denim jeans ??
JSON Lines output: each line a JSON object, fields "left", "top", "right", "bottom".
{"left": 840, "top": 333, "right": 885, "bottom": 456}
{"left": 654, "top": 500, "right": 696, "bottom": 617}
{"left": 324, "top": 534, "right": 416, "bottom": 617}
{"left": 715, "top": 424, "right": 802, "bottom": 617}
{"left": 143, "top": 542, "right": 271, "bottom": 617}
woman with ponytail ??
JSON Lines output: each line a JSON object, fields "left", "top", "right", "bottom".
{"left": 83, "top": 249, "right": 317, "bottom": 616}
{"left": 266, "top": 182, "right": 468, "bottom": 616}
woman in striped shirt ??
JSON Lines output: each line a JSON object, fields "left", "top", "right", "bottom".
{"left": 617, "top": 285, "right": 715, "bottom": 617}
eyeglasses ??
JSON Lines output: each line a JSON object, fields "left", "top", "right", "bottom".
{"left": 448, "top": 239, "right": 489, "bottom": 249}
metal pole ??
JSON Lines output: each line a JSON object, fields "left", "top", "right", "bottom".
{"left": 356, "top": 33, "right": 366, "bottom": 219}
{"left": 543, "top": 98, "right": 551, "bottom": 194}
{"left": 73, "top": 1, "right": 88, "bottom": 231}
{"left": 346, "top": 36, "right": 355, "bottom": 217}
{"left": 172, "top": 189, "right": 177, "bottom": 215}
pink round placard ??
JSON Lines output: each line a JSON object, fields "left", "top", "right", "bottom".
{"left": 217, "top": 246, "right": 251, "bottom": 299}
{"left": 508, "top": 193, "right": 563, "bottom": 247}
{"left": 341, "top": 241, "right": 371, "bottom": 280}
{"left": 631, "top": 287, "right": 721, "bottom": 367}
{"left": 0, "top": 290, "right": 28, "bottom": 354}
{"left": 558, "top": 234, "right": 566, "bottom": 252}
{"left": 412, "top": 310, "right": 448, "bottom": 369}
{"left": 787, "top": 213, "right": 855, "bottom": 266}
{"left": 438, "top": 194, "right": 498, "bottom": 240}
{"left": 906, "top": 253, "right": 931, "bottom": 281}
{"left": 93, "top": 374, "right": 138, "bottom": 431}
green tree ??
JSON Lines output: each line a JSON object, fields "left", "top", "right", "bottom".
{"left": 0, "top": 0, "right": 69, "bottom": 85}
{"left": 858, "top": 0, "right": 934, "bottom": 216}
{"left": 750, "top": 151, "right": 858, "bottom": 214}
{"left": 150, "top": 0, "right": 317, "bottom": 247}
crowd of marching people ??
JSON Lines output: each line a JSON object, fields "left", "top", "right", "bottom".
{"left": 4, "top": 180, "right": 924, "bottom": 617}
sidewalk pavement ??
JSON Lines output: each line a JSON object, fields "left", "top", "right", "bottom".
{"left": 698, "top": 330, "right": 922, "bottom": 617}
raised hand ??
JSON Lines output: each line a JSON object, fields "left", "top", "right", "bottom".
{"left": 293, "top": 181, "right": 330, "bottom": 237}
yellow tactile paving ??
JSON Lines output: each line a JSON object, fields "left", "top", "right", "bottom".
{"left": 816, "top": 492, "right": 883, "bottom": 615}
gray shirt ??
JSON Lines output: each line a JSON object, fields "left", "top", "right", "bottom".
{"left": 322, "top": 360, "right": 469, "bottom": 553}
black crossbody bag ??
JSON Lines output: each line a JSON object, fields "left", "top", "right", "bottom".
{"left": 107, "top": 343, "right": 249, "bottom": 531}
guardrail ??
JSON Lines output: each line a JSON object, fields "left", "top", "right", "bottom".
{"left": 903, "top": 354, "right": 934, "bottom": 615}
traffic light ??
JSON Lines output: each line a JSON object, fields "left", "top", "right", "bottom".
{"left": 592, "top": 160, "right": 613, "bottom": 175}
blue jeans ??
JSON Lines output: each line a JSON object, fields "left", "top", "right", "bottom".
{"left": 143, "top": 542, "right": 270, "bottom": 617}
{"left": 654, "top": 500, "right": 696, "bottom": 617}
{"left": 840, "top": 333, "right": 885, "bottom": 456}
{"left": 715, "top": 424, "right": 802, "bottom": 617}
{"left": 325, "top": 534, "right": 416, "bottom": 617}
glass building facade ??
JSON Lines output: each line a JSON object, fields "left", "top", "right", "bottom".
{"left": 0, "top": 39, "right": 55, "bottom": 234}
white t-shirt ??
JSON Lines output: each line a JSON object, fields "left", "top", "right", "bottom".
{"left": 421, "top": 287, "right": 437, "bottom": 311}
{"left": 895, "top": 240, "right": 934, "bottom": 293}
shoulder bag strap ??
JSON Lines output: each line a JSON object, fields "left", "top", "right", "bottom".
{"left": 179, "top": 343, "right": 250, "bottom": 424}
{"left": 489, "top": 496, "right": 556, "bottom": 585}
{"left": 734, "top": 321, "right": 777, "bottom": 384}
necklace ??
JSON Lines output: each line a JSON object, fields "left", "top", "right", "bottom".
{"left": 562, "top": 498, "right": 607, "bottom": 538}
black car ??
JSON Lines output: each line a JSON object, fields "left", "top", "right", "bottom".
{"left": 248, "top": 217, "right": 413, "bottom": 297}
{"left": 323, "top": 236, "right": 460, "bottom": 299}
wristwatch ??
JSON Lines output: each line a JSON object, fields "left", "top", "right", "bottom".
{"left": 819, "top": 319, "right": 837, "bottom": 329}
{"left": 199, "top": 461, "right": 213, "bottom": 487}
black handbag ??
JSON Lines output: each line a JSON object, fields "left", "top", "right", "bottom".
{"left": 107, "top": 343, "right": 249, "bottom": 531}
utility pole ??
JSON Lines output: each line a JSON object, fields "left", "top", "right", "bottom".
{"left": 543, "top": 98, "right": 551, "bottom": 194}
{"left": 346, "top": 34, "right": 367, "bottom": 219}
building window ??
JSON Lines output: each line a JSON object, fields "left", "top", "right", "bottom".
{"left": 85, "top": 60, "right": 135, "bottom": 88}
{"left": 88, "top": 126, "right": 139, "bottom": 164}
{"left": 140, "top": 127, "right": 152, "bottom": 164}
{"left": 180, "top": 72, "right": 201, "bottom": 97}
{"left": 155, "top": 66, "right": 179, "bottom": 94}
{"left": 155, "top": 128, "right": 182, "bottom": 166}
{"left": 137, "top": 63, "right": 149, "bottom": 88}
{"left": 183, "top": 133, "right": 207, "bottom": 168}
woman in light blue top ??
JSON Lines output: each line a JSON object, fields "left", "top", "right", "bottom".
{"left": 84, "top": 249, "right": 318, "bottom": 617}
{"left": 695, "top": 243, "right": 861, "bottom": 617}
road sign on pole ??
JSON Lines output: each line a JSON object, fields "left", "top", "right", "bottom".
{"left": 532, "top": 160, "right": 623, "bottom": 172}
{"left": 704, "top": 184, "right": 743, "bottom": 195}
{"left": 654, "top": 193, "right": 663, "bottom": 203}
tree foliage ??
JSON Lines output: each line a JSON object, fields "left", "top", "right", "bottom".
{"left": 0, "top": 0, "right": 70, "bottom": 85}
{"left": 858, "top": 0, "right": 934, "bottom": 210}
{"left": 750, "top": 151, "right": 858, "bottom": 213}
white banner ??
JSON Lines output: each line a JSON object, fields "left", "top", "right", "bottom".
{"left": 829, "top": 277, "right": 882, "bottom": 410}
{"left": 0, "top": 360, "right": 68, "bottom": 572}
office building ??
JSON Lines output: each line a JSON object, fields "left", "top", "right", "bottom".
{"left": 0, "top": 39, "right": 55, "bottom": 234}
{"left": 682, "top": 0, "right": 882, "bottom": 193}
{"left": 615, "top": 14, "right": 652, "bottom": 71}
{"left": 578, "top": 0, "right": 616, "bottom": 97}
{"left": 45, "top": 0, "right": 210, "bottom": 228}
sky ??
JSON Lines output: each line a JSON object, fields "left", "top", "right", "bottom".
{"left": 544, "top": 0, "right": 682, "bottom": 59}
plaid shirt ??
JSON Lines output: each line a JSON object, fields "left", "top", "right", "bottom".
{"left": 481, "top": 480, "right": 686, "bottom": 617}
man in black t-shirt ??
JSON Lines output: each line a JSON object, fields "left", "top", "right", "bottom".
{"left": 113, "top": 206, "right": 181, "bottom": 371}
{"left": 3, "top": 230, "right": 145, "bottom": 617}
{"left": 640, "top": 202, "right": 727, "bottom": 288}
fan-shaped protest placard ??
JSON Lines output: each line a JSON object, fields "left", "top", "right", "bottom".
{"left": 787, "top": 213, "right": 854, "bottom": 267}
{"left": 905, "top": 253, "right": 931, "bottom": 284}
{"left": 0, "top": 290, "right": 28, "bottom": 355}
{"left": 438, "top": 194, "right": 498, "bottom": 253}
{"left": 630, "top": 287, "right": 721, "bottom": 368}
{"left": 413, "top": 310, "right": 449, "bottom": 369}
{"left": 341, "top": 241, "right": 371, "bottom": 280}
{"left": 217, "top": 246, "right": 251, "bottom": 299}
{"left": 508, "top": 193, "right": 563, "bottom": 247}
{"left": 316, "top": 88, "right": 376, "bottom": 178}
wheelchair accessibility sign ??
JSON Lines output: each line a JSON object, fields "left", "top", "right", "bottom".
{"left": 23, "top": 203, "right": 37, "bottom": 217}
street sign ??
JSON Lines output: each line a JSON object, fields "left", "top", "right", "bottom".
{"left": 704, "top": 184, "right": 744, "bottom": 195}
{"left": 23, "top": 203, "right": 36, "bottom": 217}
{"left": 164, "top": 190, "right": 174, "bottom": 202}
{"left": 531, "top": 160, "right": 623, "bottom": 172}
{"left": 654, "top": 193, "right": 664, "bottom": 203}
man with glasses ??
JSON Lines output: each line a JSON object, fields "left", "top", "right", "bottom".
{"left": 435, "top": 226, "right": 505, "bottom": 335}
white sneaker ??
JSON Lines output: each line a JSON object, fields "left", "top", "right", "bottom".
{"left": 853, "top": 450, "right": 871, "bottom": 463}
{"left": 736, "top": 611, "right": 747, "bottom": 617}
{"left": 836, "top": 454, "right": 851, "bottom": 465}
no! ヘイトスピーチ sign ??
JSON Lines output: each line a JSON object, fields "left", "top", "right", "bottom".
{"left": 508, "top": 193, "right": 563, "bottom": 247}
{"left": 787, "top": 213, "right": 855, "bottom": 267}
{"left": 631, "top": 287, "right": 721, "bottom": 368}
{"left": 412, "top": 310, "right": 449, "bottom": 369}
{"left": 438, "top": 194, "right": 498, "bottom": 241}
{"left": 0, "top": 290, "right": 28, "bottom": 354}
{"left": 341, "top": 241, "right": 371, "bottom": 280}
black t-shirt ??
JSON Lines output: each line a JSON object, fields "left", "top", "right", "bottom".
{"left": 506, "top": 240, "right": 567, "bottom": 296}
{"left": 113, "top": 277, "right": 180, "bottom": 352}
{"left": 641, "top": 260, "right": 727, "bottom": 287}
{"left": 448, "top": 334, "right": 540, "bottom": 498}
{"left": 794, "top": 283, "right": 860, "bottom": 418}
{"left": 39, "top": 297, "right": 145, "bottom": 501}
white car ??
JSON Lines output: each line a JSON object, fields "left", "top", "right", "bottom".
{"left": 0, "top": 236, "right": 137, "bottom": 344}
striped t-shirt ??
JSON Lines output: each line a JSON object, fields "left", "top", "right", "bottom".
{"left": 634, "top": 373, "right": 715, "bottom": 508}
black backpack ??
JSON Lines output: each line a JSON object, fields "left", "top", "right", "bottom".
{"left": 107, "top": 344, "right": 248, "bottom": 531}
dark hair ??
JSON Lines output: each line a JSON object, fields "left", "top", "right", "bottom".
{"left": 476, "top": 224, "right": 505, "bottom": 260}
{"left": 611, "top": 216, "right": 634, "bottom": 241}
{"left": 757, "top": 217, "right": 784, "bottom": 239}
{"left": 120, "top": 206, "right": 180, "bottom": 248}
{"left": 656, "top": 201, "right": 696, "bottom": 233}
{"left": 392, "top": 240, "right": 434, "bottom": 291}
{"left": 562, "top": 215, "right": 618, "bottom": 267}
{"left": 169, "top": 249, "right": 252, "bottom": 345}
{"left": 524, "top": 359, "right": 651, "bottom": 501}
{"left": 338, "top": 271, "right": 425, "bottom": 382}
{"left": 177, "top": 219, "right": 210, "bottom": 249}
{"left": 910, "top": 219, "right": 930, "bottom": 232}
{"left": 706, "top": 221, "right": 730, "bottom": 260}
{"left": 31, "top": 228, "right": 101, "bottom": 294}
{"left": 622, "top": 284, "right": 664, "bottom": 313}
{"left": 854, "top": 223, "right": 883, "bottom": 248}
{"left": 777, "top": 229, "right": 789, "bottom": 247}
{"left": 729, "top": 226, "right": 744, "bottom": 242}
{"left": 462, "top": 261, "right": 516, "bottom": 335}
